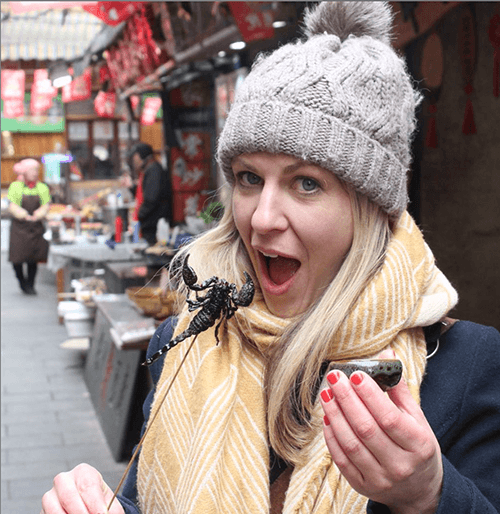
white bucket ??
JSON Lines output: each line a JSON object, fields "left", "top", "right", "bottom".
{"left": 58, "top": 301, "right": 95, "bottom": 319}
{"left": 64, "top": 312, "right": 94, "bottom": 338}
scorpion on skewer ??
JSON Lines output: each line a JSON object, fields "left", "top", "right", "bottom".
{"left": 143, "top": 253, "right": 255, "bottom": 366}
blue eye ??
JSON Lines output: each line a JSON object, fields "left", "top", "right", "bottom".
{"left": 237, "top": 171, "right": 261, "bottom": 186}
{"left": 299, "top": 177, "right": 319, "bottom": 192}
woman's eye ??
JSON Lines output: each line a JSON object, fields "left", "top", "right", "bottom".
{"left": 298, "top": 177, "right": 319, "bottom": 192}
{"left": 237, "top": 171, "right": 261, "bottom": 186}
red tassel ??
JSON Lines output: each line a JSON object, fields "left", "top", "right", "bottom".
{"left": 425, "top": 104, "right": 438, "bottom": 148}
{"left": 462, "top": 98, "right": 477, "bottom": 135}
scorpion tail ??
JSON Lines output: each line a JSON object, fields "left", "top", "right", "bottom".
{"left": 142, "top": 332, "right": 189, "bottom": 366}
{"left": 182, "top": 253, "right": 198, "bottom": 287}
{"left": 236, "top": 272, "right": 255, "bottom": 307}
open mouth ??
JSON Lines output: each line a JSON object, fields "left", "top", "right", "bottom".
{"left": 261, "top": 252, "right": 301, "bottom": 286}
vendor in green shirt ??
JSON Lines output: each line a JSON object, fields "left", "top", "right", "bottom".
{"left": 8, "top": 159, "right": 51, "bottom": 295}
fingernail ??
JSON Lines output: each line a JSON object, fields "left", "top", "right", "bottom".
{"left": 350, "top": 372, "right": 363, "bottom": 386}
{"left": 323, "top": 415, "right": 330, "bottom": 426}
{"left": 327, "top": 371, "right": 340, "bottom": 385}
{"left": 320, "top": 388, "right": 333, "bottom": 402}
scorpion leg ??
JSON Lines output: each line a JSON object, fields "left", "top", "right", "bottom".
{"left": 214, "top": 316, "right": 225, "bottom": 345}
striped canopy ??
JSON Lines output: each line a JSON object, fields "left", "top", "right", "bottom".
{"left": 1, "top": 8, "right": 103, "bottom": 61}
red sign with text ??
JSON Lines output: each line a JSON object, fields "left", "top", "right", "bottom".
{"left": 94, "top": 91, "right": 116, "bottom": 118}
{"left": 62, "top": 69, "right": 92, "bottom": 103}
{"left": 1, "top": 70, "right": 25, "bottom": 101}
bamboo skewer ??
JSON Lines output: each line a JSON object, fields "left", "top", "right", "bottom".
{"left": 107, "top": 334, "right": 199, "bottom": 511}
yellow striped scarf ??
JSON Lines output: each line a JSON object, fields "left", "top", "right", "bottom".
{"left": 137, "top": 212, "right": 458, "bottom": 514}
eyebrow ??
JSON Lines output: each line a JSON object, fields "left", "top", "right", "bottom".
{"left": 232, "top": 156, "right": 310, "bottom": 175}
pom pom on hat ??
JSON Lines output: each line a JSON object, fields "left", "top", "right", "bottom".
{"left": 303, "top": 1, "right": 393, "bottom": 44}
{"left": 217, "top": 1, "right": 421, "bottom": 218}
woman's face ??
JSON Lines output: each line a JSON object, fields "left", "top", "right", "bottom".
{"left": 232, "top": 153, "right": 354, "bottom": 318}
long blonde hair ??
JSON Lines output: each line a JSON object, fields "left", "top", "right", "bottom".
{"left": 170, "top": 182, "right": 391, "bottom": 465}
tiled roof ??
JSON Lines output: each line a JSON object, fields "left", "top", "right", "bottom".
{"left": 1, "top": 8, "right": 103, "bottom": 61}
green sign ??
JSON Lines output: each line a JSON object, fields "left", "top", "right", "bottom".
{"left": 1, "top": 93, "right": 65, "bottom": 133}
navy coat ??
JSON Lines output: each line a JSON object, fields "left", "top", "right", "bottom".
{"left": 118, "top": 319, "right": 500, "bottom": 514}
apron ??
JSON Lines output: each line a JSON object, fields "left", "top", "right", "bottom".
{"left": 9, "top": 190, "right": 49, "bottom": 264}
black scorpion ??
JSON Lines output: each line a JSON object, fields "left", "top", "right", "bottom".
{"left": 143, "top": 253, "right": 255, "bottom": 366}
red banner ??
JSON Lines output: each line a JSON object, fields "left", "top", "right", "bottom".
{"left": 94, "top": 91, "right": 116, "bottom": 118}
{"left": 1, "top": 70, "right": 25, "bottom": 101}
{"left": 31, "top": 69, "right": 57, "bottom": 114}
{"left": 171, "top": 154, "right": 210, "bottom": 192}
{"left": 2, "top": 99, "right": 25, "bottom": 119}
{"left": 83, "top": 2, "right": 144, "bottom": 26}
{"left": 62, "top": 69, "right": 92, "bottom": 103}
{"left": 228, "top": 2, "right": 275, "bottom": 43}
{"left": 172, "top": 191, "right": 208, "bottom": 223}
{"left": 140, "top": 96, "right": 162, "bottom": 125}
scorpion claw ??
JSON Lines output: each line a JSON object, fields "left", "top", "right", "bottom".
{"left": 181, "top": 254, "right": 198, "bottom": 287}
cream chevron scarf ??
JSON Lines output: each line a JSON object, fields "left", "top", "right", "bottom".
{"left": 137, "top": 211, "right": 458, "bottom": 514}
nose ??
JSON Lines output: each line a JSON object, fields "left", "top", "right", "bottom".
{"left": 251, "top": 183, "right": 288, "bottom": 235}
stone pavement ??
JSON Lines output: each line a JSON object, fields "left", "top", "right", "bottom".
{"left": 1, "top": 249, "right": 128, "bottom": 513}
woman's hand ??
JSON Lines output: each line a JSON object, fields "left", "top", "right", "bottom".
{"left": 320, "top": 352, "right": 442, "bottom": 514}
{"left": 41, "top": 463, "right": 124, "bottom": 514}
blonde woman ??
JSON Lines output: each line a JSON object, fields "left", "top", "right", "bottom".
{"left": 42, "top": 3, "right": 499, "bottom": 514}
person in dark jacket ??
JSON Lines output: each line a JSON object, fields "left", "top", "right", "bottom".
{"left": 124, "top": 142, "right": 171, "bottom": 245}
{"left": 41, "top": 3, "right": 500, "bottom": 514}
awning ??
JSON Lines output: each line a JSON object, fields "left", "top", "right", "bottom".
{"left": 1, "top": 8, "right": 103, "bottom": 62}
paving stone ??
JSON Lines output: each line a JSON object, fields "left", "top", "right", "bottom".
{"left": 1, "top": 249, "right": 128, "bottom": 509}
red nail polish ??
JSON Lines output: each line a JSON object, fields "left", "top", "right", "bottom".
{"left": 327, "top": 371, "right": 339, "bottom": 385}
{"left": 350, "top": 372, "right": 363, "bottom": 386}
{"left": 321, "top": 388, "right": 333, "bottom": 402}
{"left": 323, "top": 415, "right": 331, "bottom": 426}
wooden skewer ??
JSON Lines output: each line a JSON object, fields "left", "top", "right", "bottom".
{"left": 107, "top": 333, "right": 199, "bottom": 511}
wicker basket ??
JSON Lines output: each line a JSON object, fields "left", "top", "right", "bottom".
{"left": 126, "top": 286, "right": 172, "bottom": 318}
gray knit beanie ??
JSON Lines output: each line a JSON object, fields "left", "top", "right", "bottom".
{"left": 217, "top": 1, "right": 422, "bottom": 218}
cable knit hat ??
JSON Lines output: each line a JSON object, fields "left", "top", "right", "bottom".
{"left": 217, "top": 1, "right": 422, "bottom": 218}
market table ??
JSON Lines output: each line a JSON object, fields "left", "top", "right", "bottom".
{"left": 47, "top": 242, "right": 147, "bottom": 294}
{"left": 84, "top": 294, "right": 156, "bottom": 461}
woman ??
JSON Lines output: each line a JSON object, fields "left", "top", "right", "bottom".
{"left": 41, "top": 3, "right": 499, "bottom": 513}
{"left": 8, "top": 158, "right": 50, "bottom": 295}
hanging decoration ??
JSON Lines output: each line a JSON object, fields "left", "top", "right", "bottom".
{"left": 31, "top": 70, "right": 57, "bottom": 115}
{"left": 62, "top": 69, "right": 92, "bottom": 103}
{"left": 105, "top": 6, "right": 161, "bottom": 91}
{"left": 94, "top": 91, "right": 116, "bottom": 118}
{"left": 140, "top": 96, "right": 162, "bottom": 125}
{"left": 228, "top": 2, "right": 275, "bottom": 42}
{"left": 83, "top": 1, "right": 143, "bottom": 26}
{"left": 458, "top": 5, "right": 477, "bottom": 135}
{"left": 420, "top": 32, "right": 444, "bottom": 148}
{"left": 1, "top": 70, "right": 26, "bottom": 119}
{"left": 489, "top": 12, "right": 500, "bottom": 98}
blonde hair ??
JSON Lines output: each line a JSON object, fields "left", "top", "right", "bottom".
{"left": 169, "top": 183, "right": 391, "bottom": 465}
